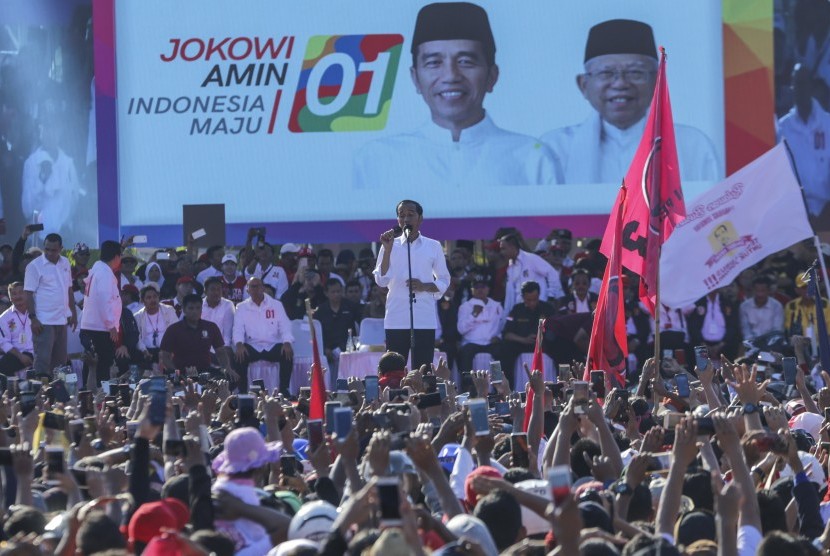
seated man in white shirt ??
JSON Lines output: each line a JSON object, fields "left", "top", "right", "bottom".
{"left": 0, "top": 282, "right": 35, "bottom": 376}
{"left": 133, "top": 284, "right": 178, "bottom": 369}
{"left": 202, "top": 276, "right": 235, "bottom": 366}
{"left": 456, "top": 277, "right": 503, "bottom": 374}
{"left": 232, "top": 277, "right": 294, "bottom": 394}
{"left": 740, "top": 275, "right": 785, "bottom": 342}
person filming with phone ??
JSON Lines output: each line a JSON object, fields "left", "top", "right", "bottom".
{"left": 374, "top": 200, "right": 450, "bottom": 370}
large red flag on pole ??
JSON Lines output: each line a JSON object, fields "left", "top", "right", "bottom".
{"left": 522, "top": 319, "right": 545, "bottom": 433}
{"left": 601, "top": 48, "right": 685, "bottom": 316}
{"left": 585, "top": 183, "right": 629, "bottom": 387}
{"left": 305, "top": 299, "right": 326, "bottom": 421}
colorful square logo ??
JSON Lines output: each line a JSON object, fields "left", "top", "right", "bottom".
{"left": 289, "top": 34, "right": 403, "bottom": 132}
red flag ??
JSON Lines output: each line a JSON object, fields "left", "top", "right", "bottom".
{"left": 585, "top": 184, "right": 629, "bottom": 387}
{"left": 522, "top": 319, "right": 545, "bottom": 433}
{"left": 305, "top": 300, "right": 326, "bottom": 421}
{"left": 600, "top": 48, "right": 685, "bottom": 315}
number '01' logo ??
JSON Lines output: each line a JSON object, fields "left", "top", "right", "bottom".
{"left": 289, "top": 34, "right": 403, "bottom": 133}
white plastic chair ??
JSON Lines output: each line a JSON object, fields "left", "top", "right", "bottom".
{"left": 289, "top": 319, "right": 328, "bottom": 394}
{"left": 515, "top": 353, "right": 556, "bottom": 383}
{"left": 357, "top": 318, "right": 385, "bottom": 350}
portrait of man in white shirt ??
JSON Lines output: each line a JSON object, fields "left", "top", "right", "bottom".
{"left": 541, "top": 18, "right": 720, "bottom": 185}
{"left": 353, "top": 1, "right": 561, "bottom": 191}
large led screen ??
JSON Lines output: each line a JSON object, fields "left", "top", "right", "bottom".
{"left": 112, "top": 0, "right": 725, "bottom": 241}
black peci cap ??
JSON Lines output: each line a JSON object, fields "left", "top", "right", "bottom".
{"left": 584, "top": 19, "right": 657, "bottom": 63}
{"left": 411, "top": 2, "right": 496, "bottom": 65}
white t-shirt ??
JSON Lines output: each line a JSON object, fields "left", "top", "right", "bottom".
{"left": 23, "top": 254, "right": 72, "bottom": 325}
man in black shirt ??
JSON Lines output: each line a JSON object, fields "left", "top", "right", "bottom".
{"left": 499, "top": 281, "right": 556, "bottom": 386}
{"left": 159, "top": 294, "right": 233, "bottom": 376}
{"left": 316, "top": 280, "right": 360, "bottom": 377}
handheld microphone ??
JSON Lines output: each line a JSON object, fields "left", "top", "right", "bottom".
{"left": 403, "top": 224, "right": 413, "bottom": 238}
{"left": 392, "top": 226, "right": 403, "bottom": 237}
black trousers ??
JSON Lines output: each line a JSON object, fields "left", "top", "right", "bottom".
{"left": 0, "top": 352, "right": 32, "bottom": 376}
{"left": 457, "top": 342, "right": 502, "bottom": 374}
{"left": 385, "top": 329, "right": 435, "bottom": 371}
{"left": 233, "top": 343, "right": 284, "bottom": 394}
{"left": 499, "top": 340, "right": 533, "bottom": 387}
{"left": 114, "top": 347, "right": 149, "bottom": 376}
{"left": 80, "top": 330, "right": 116, "bottom": 388}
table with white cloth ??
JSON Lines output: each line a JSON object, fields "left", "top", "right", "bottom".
{"left": 338, "top": 350, "right": 447, "bottom": 380}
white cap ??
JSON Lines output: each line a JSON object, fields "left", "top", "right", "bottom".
{"left": 280, "top": 243, "right": 301, "bottom": 255}
{"left": 221, "top": 254, "right": 238, "bottom": 265}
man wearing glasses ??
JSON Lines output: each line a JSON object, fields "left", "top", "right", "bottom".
{"left": 542, "top": 19, "right": 719, "bottom": 184}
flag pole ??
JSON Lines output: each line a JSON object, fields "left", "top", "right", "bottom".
{"left": 781, "top": 138, "right": 830, "bottom": 300}
{"left": 653, "top": 246, "right": 661, "bottom": 367}
{"left": 651, "top": 47, "right": 667, "bottom": 370}
{"left": 813, "top": 236, "right": 830, "bottom": 301}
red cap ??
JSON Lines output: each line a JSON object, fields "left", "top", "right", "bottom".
{"left": 121, "top": 284, "right": 139, "bottom": 295}
{"left": 128, "top": 498, "right": 190, "bottom": 543}
{"left": 141, "top": 535, "right": 183, "bottom": 556}
{"left": 176, "top": 276, "right": 194, "bottom": 286}
{"left": 464, "top": 465, "right": 502, "bottom": 509}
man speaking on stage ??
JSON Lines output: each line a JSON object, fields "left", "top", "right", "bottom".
{"left": 374, "top": 200, "right": 450, "bottom": 369}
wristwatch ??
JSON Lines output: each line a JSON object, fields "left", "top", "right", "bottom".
{"left": 612, "top": 482, "right": 633, "bottom": 496}
{"left": 742, "top": 403, "right": 759, "bottom": 415}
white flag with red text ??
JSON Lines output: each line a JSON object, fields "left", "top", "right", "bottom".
{"left": 660, "top": 143, "right": 812, "bottom": 308}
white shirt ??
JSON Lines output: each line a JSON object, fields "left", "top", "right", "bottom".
{"left": 196, "top": 266, "right": 223, "bottom": 285}
{"left": 574, "top": 295, "right": 591, "bottom": 313}
{"left": 701, "top": 294, "right": 727, "bottom": 342}
{"left": 504, "top": 250, "right": 563, "bottom": 316}
{"left": 23, "top": 254, "right": 72, "bottom": 325}
{"left": 658, "top": 304, "right": 695, "bottom": 343}
{"left": 233, "top": 295, "right": 294, "bottom": 351}
{"left": 354, "top": 113, "right": 562, "bottom": 189}
{"left": 134, "top": 304, "right": 178, "bottom": 351}
{"left": 80, "top": 260, "right": 122, "bottom": 332}
{"left": 202, "top": 297, "right": 235, "bottom": 347}
{"left": 541, "top": 111, "right": 720, "bottom": 184}
{"left": 21, "top": 147, "right": 80, "bottom": 235}
{"left": 373, "top": 233, "right": 450, "bottom": 329}
{"left": 244, "top": 263, "right": 289, "bottom": 300}
{"left": 740, "top": 297, "right": 785, "bottom": 341}
{"left": 457, "top": 297, "right": 503, "bottom": 346}
{"left": 777, "top": 99, "right": 830, "bottom": 216}
{"left": 0, "top": 307, "right": 33, "bottom": 353}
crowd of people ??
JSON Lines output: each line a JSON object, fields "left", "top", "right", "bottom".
{"left": 0, "top": 222, "right": 823, "bottom": 555}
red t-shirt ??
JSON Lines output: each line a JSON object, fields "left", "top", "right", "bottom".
{"left": 222, "top": 276, "right": 248, "bottom": 304}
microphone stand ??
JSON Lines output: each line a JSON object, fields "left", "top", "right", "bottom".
{"left": 404, "top": 227, "right": 416, "bottom": 364}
